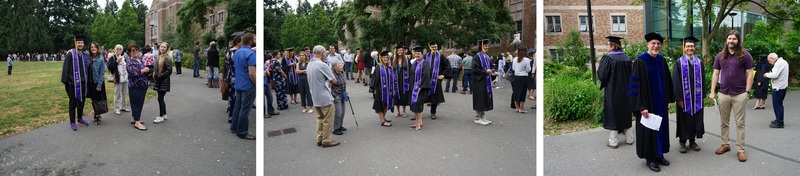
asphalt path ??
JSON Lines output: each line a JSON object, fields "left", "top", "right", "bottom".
{"left": 265, "top": 77, "right": 536, "bottom": 175}
{"left": 0, "top": 68, "right": 256, "bottom": 176}
{"left": 545, "top": 91, "right": 800, "bottom": 175}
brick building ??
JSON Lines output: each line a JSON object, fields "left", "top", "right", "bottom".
{"left": 145, "top": 0, "right": 226, "bottom": 47}
{"left": 544, "top": 0, "right": 645, "bottom": 60}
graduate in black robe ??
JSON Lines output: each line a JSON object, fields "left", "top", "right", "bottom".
{"left": 629, "top": 32, "right": 674, "bottom": 172}
{"left": 372, "top": 51, "right": 396, "bottom": 127}
{"left": 61, "top": 33, "right": 91, "bottom": 131}
{"left": 424, "top": 41, "right": 450, "bottom": 120}
{"left": 409, "top": 47, "right": 431, "bottom": 130}
{"left": 752, "top": 54, "right": 770, "bottom": 109}
{"left": 393, "top": 44, "right": 411, "bottom": 117}
{"left": 672, "top": 36, "right": 705, "bottom": 153}
{"left": 598, "top": 36, "right": 635, "bottom": 148}
{"left": 473, "top": 39, "right": 495, "bottom": 126}
{"left": 281, "top": 48, "right": 299, "bottom": 104}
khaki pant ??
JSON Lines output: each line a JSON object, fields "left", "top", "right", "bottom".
{"left": 315, "top": 104, "right": 335, "bottom": 143}
{"left": 718, "top": 92, "right": 747, "bottom": 152}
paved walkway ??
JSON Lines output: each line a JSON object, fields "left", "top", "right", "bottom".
{"left": 545, "top": 91, "right": 800, "bottom": 175}
{"left": 0, "top": 68, "right": 255, "bottom": 176}
{"left": 265, "top": 78, "right": 535, "bottom": 175}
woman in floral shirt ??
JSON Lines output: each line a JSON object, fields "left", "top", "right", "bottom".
{"left": 126, "top": 43, "right": 151, "bottom": 131}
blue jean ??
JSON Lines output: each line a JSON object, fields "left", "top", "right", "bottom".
{"left": 344, "top": 62, "right": 353, "bottom": 79}
{"left": 193, "top": 58, "right": 200, "bottom": 77}
{"left": 231, "top": 88, "right": 255, "bottom": 137}
{"left": 462, "top": 69, "right": 472, "bottom": 91}
{"left": 333, "top": 95, "right": 345, "bottom": 130}
{"left": 264, "top": 83, "right": 275, "bottom": 114}
{"left": 772, "top": 89, "right": 786, "bottom": 124}
{"left": 445, "top": 70, "right": 459, "bottom": 92}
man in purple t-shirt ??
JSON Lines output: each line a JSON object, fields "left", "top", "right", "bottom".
{"left": 709, "top": 30, "right": 754, "bottom": 162}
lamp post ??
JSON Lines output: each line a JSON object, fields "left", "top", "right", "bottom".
{"left": 587, "top": 0, "right": 597, "bottom": 85}
{"left": 729, "top": 12, "right": 737, "bottom": 29}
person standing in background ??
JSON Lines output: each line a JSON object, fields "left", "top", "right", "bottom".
{"left": 764, "top": 53, "right": 789, "bottom": 128}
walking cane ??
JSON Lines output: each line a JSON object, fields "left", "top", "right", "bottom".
{"left": 344, "top": 92, "right": 359, "bottom": 128}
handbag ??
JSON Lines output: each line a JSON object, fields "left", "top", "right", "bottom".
{"left": 92, "top": 99, "right": 109, "bottom": 115}
{"left": 504, "top": 68, "right": 514, "bottom": 82}
{"left": 220, "top": 79, "right": 228, "bottom": 100}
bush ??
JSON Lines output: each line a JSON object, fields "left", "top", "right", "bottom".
{"left": 545, "top": 71, "right": 603, "bottom": 122}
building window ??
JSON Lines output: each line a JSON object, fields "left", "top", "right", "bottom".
{"left": 579, "top": 15, "right": 594, "bottom": 32}
{"left": 218, "top": 12, "right": 224, "bottom": 24}
{"left": 210, "top": 14, "right": 215, "bottom": 26}
{"left": 549, "top": 49, "right": 560, "bottom": 61}
{"left": 168, "top": 6, "right": 172, "bottom": 16}
{"left": 546, "top": 16, "right": 561, "bottom": 33}
{"left": 612, "top": 15, "right": 626, "bottom": 32}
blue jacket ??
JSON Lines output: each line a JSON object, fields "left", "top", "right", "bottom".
{"left": 91, "top": 56, "right": 106, "bottom": 88}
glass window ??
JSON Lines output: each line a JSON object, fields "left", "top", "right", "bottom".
{"left": 546, "top": 16, "right": 561, "bottom": 33}
{"left": 612, "top": 15, "right": 626, "bottom": 32}
{"left": 219, "top": 12, "right": 224, "bottom": 23}
{"left": 579, "top": 15, "right": 594, "bottom": 32}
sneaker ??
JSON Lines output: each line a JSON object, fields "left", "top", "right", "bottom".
{"left": 77, "top": 118, "right": 89, "bottom": 126}
{"left": 474, "top": 119, "right": 489, "bottom": 126}
{"left": 115, "top": 110, "right": 121, "bottom": 115}
{"left": 154, "top": 116, "right": 165, "bottom": 124}
{"left": 70, "top": 123, "right": 77, "bottom": 131}
{"left": 122, "top": 109, "right": 131, "bottom": 112}
{"left": 481, "top": 118, "right": 493, "bottom": 124}
{"left": 162, "top": 115, "right": 168, "bottom": 120}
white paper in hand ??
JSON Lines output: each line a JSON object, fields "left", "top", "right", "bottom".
{"left": 713, "top": 98, "right": 720, "bottom": 114}
{"left": 640, "top": 113, "right": 663, "bottom": 131}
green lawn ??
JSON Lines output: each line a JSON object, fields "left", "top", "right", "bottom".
{"left": 0, "top": 61, "right": 155, "bottom": 138}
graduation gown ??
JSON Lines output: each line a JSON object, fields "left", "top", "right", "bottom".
{"left": 598, "top": 51, "right": 634, "bottom": 131}
{"left": 62, "top": 50, "right": 90, "bottom": 102}
{"left": 425, "top": 51, "right": 450, "bottom": 104}
{"left": 752, "top": 62, "right": 770, "bottom": 99}
{"left": 372, "top": 65, "right": 396, "bottom": 113}
{"left": 629, "top": 53, "right": 673, "bottom": 160}
{"left": 472, "top": 52, "right": 494, "bottom": 111}
{"left": 282, "top": 56, "right": 299, "bottom": 94}
{"left": 409, "top": 58, "right": 432, "bottom": 112}
{"left": 394, "top": 57, "right": 411, "bottom": 106}
{"left": 672, "top": 55, "right": 705, "bottom": 141}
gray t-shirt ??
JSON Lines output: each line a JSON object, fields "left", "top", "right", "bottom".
{"left": 307, "top": 57, "right": 336, "bottom": 107}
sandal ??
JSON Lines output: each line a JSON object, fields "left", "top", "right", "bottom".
{"left": 301, "top": 109, "right": 308, "bottom": 113}
{"left": 402, "top": 113, "right": 408, "bottom": 118}
{"left": 384, "top": 119, "right": 392, "bottom": 122}
{"left": 380, "top": 121, "right": 392, "bottom": 127}
{"left": 519, "top": 110, "right": 528, "bottom": 114}
{"left": 93, "top": 116, "right": 101, "bottom": 125}
{"left": 307, "top": 109, "right": 314, "bottom": 113}
{"left": 410, "top": 122, "right": 424, "bottom": 128}
{"left": 134, "top": 123, "right": 147, "bottom": 131}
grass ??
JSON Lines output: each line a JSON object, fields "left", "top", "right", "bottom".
{"left": 0, "top": 61, "right": 155, "bottom": 138}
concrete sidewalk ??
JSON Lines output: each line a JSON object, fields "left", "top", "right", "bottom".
{"left": 545, "top": 91, "right": 800, "bottom": 175}
{"left": 265, "top": 78, "right": 536, "bottom": 175}
{"left": 0, "top": 68, "right": 255, "bottom": 175}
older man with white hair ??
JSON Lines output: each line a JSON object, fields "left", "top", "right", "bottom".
{"left": 764, "top": 53, "right": 789, "bottom": 128}
{"left": 308, "top": 45, "right": 340, "bottom": 147}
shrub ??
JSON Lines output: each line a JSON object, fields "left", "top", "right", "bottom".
{"left": 545, "top": 72, "right": 603, "bottom": 122}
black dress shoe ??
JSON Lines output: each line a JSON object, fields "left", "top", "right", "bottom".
{"left": 269, "top": 112, "right": 280, "bottom": 115}
{"left": 770, "top": 123, "right": 784, "bottom": 128}
{"left": 265, "top": 115, "right": 272, "bottom": 118}
{"left": 647, "top": 161, "right": 661, "bottom": 172}
{"left": 339, "top": 127, "right": 347, "bottom": 131}
{"left": 332, "top": 130, "right": 343, "bottom": 135}
{"left": 657, "top": 158, "right": 670, "bottom": 166}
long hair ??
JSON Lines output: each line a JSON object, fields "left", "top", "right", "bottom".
{"left": 392, "top": 48, "right": 407, "bottom": 69}
{"left": 297, "top": 52, "right": 309, "bottom": 64}
{"left": 158, "top": 42, "right": 172, "bottom": 75}
{"left": 720, "top": 30, "right": 744, "bottom": 62}
{"left": 517, "top": 46, "right": 528, "bottom": 63}
{"left": 89, "top": 42, "right": 102, "bottom": 59}
{"left": 609, "top": 42, "right": 622, "bottom": 51}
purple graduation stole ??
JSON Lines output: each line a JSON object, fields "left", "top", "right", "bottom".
{"left": 286, "top": 57, "right": 298, "bottom": 84}
{"left": 478, "top": 52, "right": 493, "bottom": 97}
{"left": 380, "top": 66, "right": 395, "bottom": 109}
{"left": 72, "top": 50, "right": 87, "bottom": 102}
{"left": 411, "top": 59, "right": 424, "bottom": 104}
{"left": 680, "top": 55, "right": 703, "bottom": 115}
{"left": 427, "top": 52, "right": 441, "bottom": 95}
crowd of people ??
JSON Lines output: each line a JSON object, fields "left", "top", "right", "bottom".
{"left": 264, "top": 40, "right": 535, "bottom": 148}
{"left": 59, "top": 32, "right": 258, "bottom": 140}
{"left": 598, "top": 30, "right": 790, "bottom": 172}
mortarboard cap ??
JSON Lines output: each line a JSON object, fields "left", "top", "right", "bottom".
{"left": 606, "top": 36, "right": 623, "bottom": 45}
{"left": 380, "top": 51, "right": 391, "bottom": 57}
{"left": 682, "top": 36, "right": 699, "bottom": 44}
{"left": 644, "top": 32, "right": 664, "bottom": 43}
{"left": 428, "top": 41, "right": 438, "bottom": 46}
{"left": 74, "top": 33, "right": 86, "bottom": 41}
{"left": 286, "top": 47, "right": 294, "bottom": 51}
{"left": 413, "top": 46, "right": 425, "bottom": 52}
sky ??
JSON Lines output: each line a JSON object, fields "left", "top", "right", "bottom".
{"left": 288, "top": 0, "right": 323, "bottom": 9}
{"left": 97, "top": 0, "right": 152, "bottom": 9}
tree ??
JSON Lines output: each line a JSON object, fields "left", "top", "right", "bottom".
{"left": 296, "top": 0, "right": 312, "bottom": 16}
{"left": 105, "top": 0, "right": 119, "bottom": 16}
{"left": 334, "top": 0, "right": 514, "bottom": 51}
{"left": 224, "top": 0, "right": 257, "bottom": 36}
{"left": 265, "top": 0, "right": 291, "bottom": 49}
{"left": 554, "top": 30, "right": 590, "bottom": 72}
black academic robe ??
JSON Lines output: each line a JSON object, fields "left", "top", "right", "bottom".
{"left": 753, "top": 62, "right": 771, "bottom": 99}
{"left": 372, "top": 65, "right": 396, "bottom": 113}
{"left": 472, "top": 52, "right": 494, "bottom": 111}
{"left": 425, "top": 51, "right": 450, "bottom": 104}
{"left": 409, "top": 58, "right": 432, "bottom": 107}
{"left": 395, "top": 57, "right": 411, "bottom": 106}
{"left": 672, "top": 56, "right": 705, "bottom": 141}
{"left": 62, "top": 50, "right": 90, "bottom": 101}
{"left": 598, "top": 52, "right": 634, "bottom": 131}
{"left": 629, "top": 53, "right": 674, "bottom": 160}
{"left": 282, "top": 56, "right": 299, "bottom": 94}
